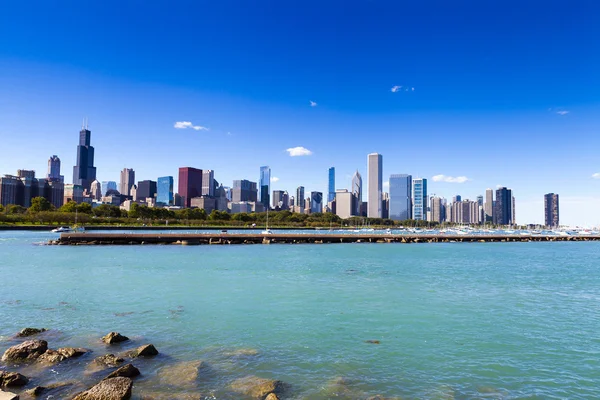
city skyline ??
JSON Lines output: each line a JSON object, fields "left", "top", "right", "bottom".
{"left": 0, "top": 2, "right": 598, "bottom": 225}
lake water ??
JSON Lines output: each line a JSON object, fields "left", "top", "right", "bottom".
{"left": 1, "top": 231, "right": 599, "bottom": 399}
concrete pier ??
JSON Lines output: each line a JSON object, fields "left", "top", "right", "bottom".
{"left": 51, "top": 232, "right": 600, "bottom": 245}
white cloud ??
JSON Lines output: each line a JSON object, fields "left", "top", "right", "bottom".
{"left": 391, "top": 85, "right": 402, "bottom": 93}
{"left": 174, "top": 121, "right": 209, "bottom": 131}
{"left": 592, "top": 173, "right": 600, "bottom": 179}
{"left": 286, "top": 146, "right": 313, "bottom": 157}
{"left": 391, "top": 85, "right": 415, "bottom": 93}
{"left": 556, "top": 110, "right": 569, "bottom": 116}
{"left": 383, "top": 181, "right": 389, "bottom": 188}
{"left": 432, "top": 174, "right": 470, "bottom": 183}
{"left": 310, "top": 100, "right": 318, "bottom": 107}
{"left": 271, "top": 177, "right": 280, "bottom": 182}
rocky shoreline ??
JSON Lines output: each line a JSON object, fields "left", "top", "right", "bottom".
{"left": 0, "top": 328, "right": 399, "bottom": 400}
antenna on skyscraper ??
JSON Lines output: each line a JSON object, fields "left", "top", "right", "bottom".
{"left": 82, "top": 118, "right": 85, "bottom": 130}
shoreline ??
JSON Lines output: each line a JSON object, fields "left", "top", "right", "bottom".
{"left": 50, "top": 232, "right": 600, "bottom": 245}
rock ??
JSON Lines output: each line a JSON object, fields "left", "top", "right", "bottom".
{"left": 72, "top": 377, "right": 132, "bottom": 400}
{"left": 0, "top": 371, "right": 28, "bottom": 387}
{"left": 265, "top": 394, "right": 279, "bottom": 400}
{"left": 16, "top": 328, "right": 46, "bottom": 338}
{"left": 0, "top": 390, "right": 19, "bottom": 400}
{"left": 157, "top": 360, "right": 208, "bottom": 387}
{"left": 366, "top": 396, "right": 402, "bottom": 400}
{"left": 365, "top": 340, "right": 381, "bottom": 344}
{"left": 131, "top": 344, "right": 158, "bottom": 357}
{"left": 24, "top": 382, "right": 76, "bottom": 398}
{"left": 102, "top": 332, "right": 129, "bottom": 344}
{"left": 229, "top": 375, "right": 288, "bottom": 399}
{"left": 24, "top": 386, "right": 45, "bottom": 396}
{"left": 223, "top": 348, "right": 259, "bottom": 357}
{"left": 1, "top": 340, "right": 48, "bottom": 362}
{"left": 320, "top": 376, "right": 366, "bottom": 399}
{"left": 93, "top": 354, "right": 125, "bottom": 368}
{"left": 140, "top": 392, "right": 202, "bottom": 400}
{"left": 104, "top": 364, "right": 140, "bottom": 380}
{"left": 37, "top": 347, "right": 89, "bottom": 364}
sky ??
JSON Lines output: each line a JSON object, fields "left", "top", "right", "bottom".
{"left": 0, "top": 1, "right": 599, "bottom": 226}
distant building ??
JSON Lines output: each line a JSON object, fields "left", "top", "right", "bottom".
{"left": 476, "top": 195, "right": 483, "bottom": 207}
{"left": 72, "top": 123, "right": 97, "bottom": 193}
{"left": 101, "top": 181, "right": 117, "bottom": 196}
{"left": 389, "top": 174, "right": 412, "bottom": 221}
{"left": 382, "top": 192, "right": 389, "bottom": 219}
{"left": 273, "top": 190, "right": 287, "bottom": 209}
{"left": 64, "top": 184, "right": 84, "bottom": 204}
{"left": 328, "top": 167, "right": 335, "bottom": 203}
{"left": 352, "top": 170, "right": 362, "bottom": 216}
{"left": 0, "top": 175, "right": 21, "bottom": 206}
{"left": 90, "top": 180, "right": 102, "bottom": 201}
{"left": 130, "top": 185, "right": 138, "bottom": 202}
{"left": 430, "top": 196, "right": 445, "bottom": 223}
{"left": 119, "top": 168, "right": 135, "bottom": 197}
{"left": 494, "top": 187, "right": 513, "bottom": 225}
{"left": 230, "top": 201, "right": 252, "bottom": 214}
{"left": 232, "top": 179, "right": 258, "bottom": 203}
{"left": 453, "top": 195, "right": 462, "bottom": 203}
{"left": 157, "top": 176, "right": 174, "bottom": 206}
{"left": 179, "top": 167, "right": 203, "bottom": 208}
{"left": 202, "top": 170, "right": 215, "bottom": 197}
{"left": 296, "top": 186, "right": 305, "bottom": 214}
{"left": 191, "top": 196, "right": 216, "bottom": 214}
{"left": 484, "top": 188, "right": 494, "bottom": 222}
{"left": 47, "top": 179, "right": 64, "bottom": 208}
{"left": 258, "top": 166, "right": 271, "bottom": 210}
{"left": 367, "top": 153, "right": 382, "bottom": 218}
{"left": 47, "top": 155, "right": 63, "bottom": 182}
{"left": 137, "top": 180, "right": 157, "bottom": 200}
{"left": 335, "top": 189, "right": 354, "bottom": 219}
{"left": 412, "top": 178, "right": 427, "bottom": 221}
{"left": 311, "top": 191, "right": 323, "bottom": 213}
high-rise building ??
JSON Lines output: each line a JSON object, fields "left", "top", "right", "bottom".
{"left": 476, "top": 195, "right": 483, "bottom": 207}
{"left": 101, "top": 181, "right": 117, "bottom": 196}
{"left": 494, "top": 187, "right": 513, "bottom": 225}
{"left": 64, "top": 184, "right": 84, "bottom": 204}
{"left": 202, "top": 170, "right": 215, "bottom": 197}
{"left": 119, "top": 168, "right": 135, "bottom": 196}
{"left": 453, "top": 195, "right": 462, "bottom": 203}
{"left": 328, "top": 167, "right": 335, "bottom": 203}
{"left": 430, "top": 196, "right": 445, "bottom": 223}
{"left": 72, "top": 122, "right": 97, "bottom": 192}
{"left": 296, "top": 186, "right": 305, "bottom": 214}
{"left": 90, "top": 180, "right": 102, "bottom": 201}
{"left": 259, "top": 166, "right": 271, "bottom": 210}
{"left": 137, "top": 180, "right": 157, "bottom": 200}
{"left": 412, "top": 178, "right": 427, "bottom": 221}
{"left": 310, "top": 191, "right": 323, "bottom": 213}
{"left": 179, "top": 167, "right": 203, "bottom": 208}
{"left": 484, "top": 188, "right": 494, "bottom": 222}
{"left": 157, "top": 176, "right": 174, "bottom": 206}
{"left": 544, "top": 193, "right": 559, "bottom": 228}
{"left": 367, "top": 153, "right": 383, "bottom": 218}
{"left": 335, "top": 189, "right": 354, "bottom": 219}
{"left": 0, "top": 175, "right": 22, "bottom": 206}
{"left": 232, "top": 179, "right": 258, "bottom": 203}
{"left": 389, "top": 174, "right": 412, "bottom": 221}
{"left": 47, "top": 155, "right": 63, "bottom": 182}
{"left": 273, "top": 190, "right": 289, "bottom": 210}
{"left": 352, "top": 170, "right": 362, "bottom": 216}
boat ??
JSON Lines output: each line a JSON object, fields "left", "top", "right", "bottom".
{"left": 51, "top": 226, "right": 72, "bottom": 233}
{"left": 262, "top": 208, "right": 272, "bottom": 234}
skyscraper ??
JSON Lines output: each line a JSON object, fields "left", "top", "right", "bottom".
{"left": 476, "top": 195, "right": 483, "bottom": 207}
{"left": 72, "top": 122, "right": 97, "bottom": 192}
{"left": 296, "top": 186, "right": 305, "bottom": 213}
{"left": 494, "top": 187, "right": 513, "bottom": 225}
{"left": 47, "top": 155, "right": 63, "bottom": 181}
{"left": 310, "top": 191, "right": 323, "bottom": 213}
{"left": 232, "top": 179, "right": 258, "bottom": 202}
{"left": 202, "top": 170, "right": 215, "bottom": 197}
{"left": 484, "top": 188, "right": 494, "bottom": 222}
{"left": 120, "top": 168, "right": 135, "bottom": 196}
{"left": 544, "top": 193, "right": 559, "bottom": 228}
{"left": 412, "top": 178, "right": 428, "bottom": 221}
{"left": 101, "top": 181, "right": 117, "bottom": 196}
{"left": 258, "top": 166, "right": 271, "bottom": 210}
{"left": 90, "top": 180, "right": 102, "bottom": 200}
{"left": 178, "top": 167, "right": 203, "bottom": 208}
{"left": 327, "top": 167, "right": 335, "bottom": 203}
{"left": 389, "top": 174, "right": 412, "bottom": 221}
{"left": 137, "top": 180, "right": 157, "bottom": 200}
{"left": 352, "top": 170, "right": 362, "bottom": 216}
{"left": 157, "top": 176, "right": 174, "bottom": 206}
{"left": 367, "top": 153, "right": 382, "bottom": 218}
{"left": 430, "top": 196, "right": 445, "bottom": 223}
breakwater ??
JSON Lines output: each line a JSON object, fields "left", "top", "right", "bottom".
{"left": 51, "top": 232, "right": 600, "bottom": 245}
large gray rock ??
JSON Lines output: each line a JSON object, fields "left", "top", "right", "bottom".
{"left": 38, "top": 347, "right": 89, "bottom": 364}
{"left": 130, "top": 344, "right": 158, "bottom": 357}
{"left": 229, "top": 375, "right": 288, "bottom": 399}
{"left": 72, "top": 377, "right": 132, "bottom": 400}
{"left": 157, "top": 360, "right": 208, "bottom": 387}
{"left": 24, "top": 382, "right": 76, "bottom": 397}
{"left": 0, "top": 390, "right": 19, "bottom": 400}
{"left": 1, "top": 340, "right": 48, "bottom": 362}
{"left": 0, "top": 371, "right": 29, "bottom": 387}
{"left": 93, "top": 354, "right": 125, "bottom": 368}
{"left": 16, "top": 328, "right": 46, "bottom": 338}
{"left": 104, "top": 364, "right": 140, "bottom": 380}
{"left": 101, "top": 332, "right": 129, "bottom": 345}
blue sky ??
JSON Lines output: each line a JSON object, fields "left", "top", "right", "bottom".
{"left": 1, "top": 1, "right": 599, "bottom": 225}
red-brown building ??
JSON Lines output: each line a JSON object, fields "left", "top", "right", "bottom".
{"left": 178, "top": 167, "right": 203, "bottom": 208}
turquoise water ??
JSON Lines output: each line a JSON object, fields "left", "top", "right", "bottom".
{"left": 1, "top": 231, "right": 599, "bottom": 399}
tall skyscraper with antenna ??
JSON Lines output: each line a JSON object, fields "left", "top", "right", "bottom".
{"left": 72, "top": 119, "right": 97, "bottom": 192}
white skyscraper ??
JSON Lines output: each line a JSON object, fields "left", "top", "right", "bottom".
{"left": 367, "top": 153, "right": 382, "bottom": 218}
{"left": 484, "top": 188, "right": 494, "bottom": 222}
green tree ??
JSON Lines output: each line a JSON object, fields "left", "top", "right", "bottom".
{"left": 28, "top": 197, "right": 52, "bottom": 213}
{"left": 76, "top": 202, "right": 93, "bottom": 214}
{"left": 59, "top": 201, "right": 77, "bottom": 213}
{"left": 6, "top": 205, "right": 27, "bottom": 214}
{"left": 0, "top": 204, "right": 4, "bottom": 213}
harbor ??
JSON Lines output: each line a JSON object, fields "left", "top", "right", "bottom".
{"left": 51, "top": 231, "right": 600, "bottom": 245}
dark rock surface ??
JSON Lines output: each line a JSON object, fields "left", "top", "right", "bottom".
{"left": 72, "top": 377, "right": 132, "bottom": 400}
{"left": 229, "top": 375, "right": 288, "bottom": 399}
{"left": 1, "top": 340, "right": 48, "bottom": 362}
{"left": 104, "top": 364, "right": 140, "bottom": 380}
{"left": 16, "top": 328, "right": 47, "bottom": 338}
{"left": 101, "top": 332, "right": 129, "bottom": 345}
{"left": 0, "top": 371, "right": 29, "bottom": 387}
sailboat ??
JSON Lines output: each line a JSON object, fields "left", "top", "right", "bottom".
{"left": 262, "top": 207, "right": 272, "bottom": 235}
